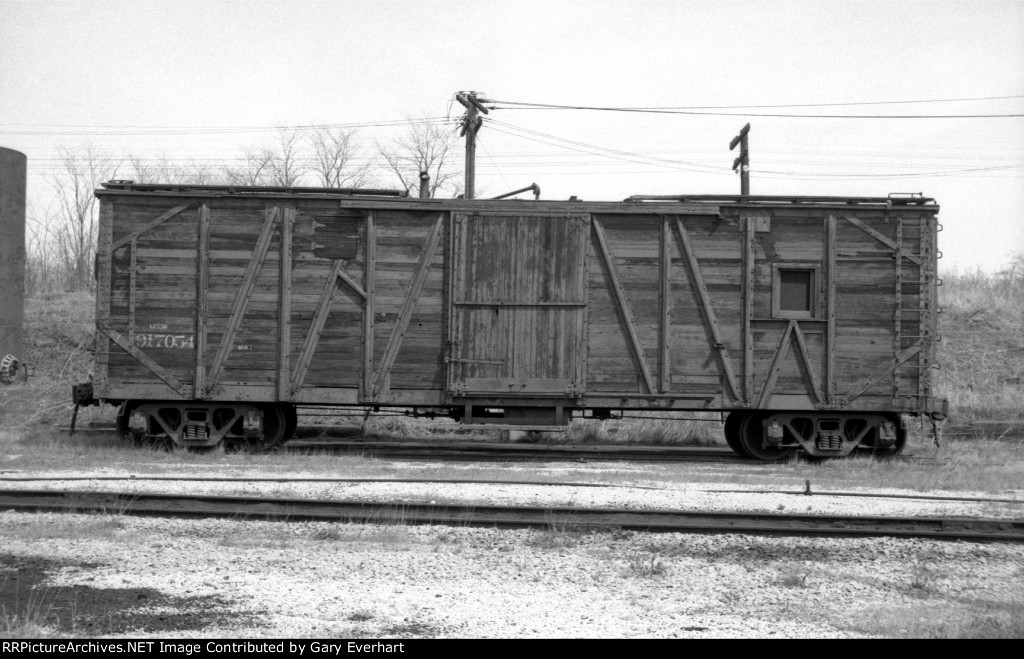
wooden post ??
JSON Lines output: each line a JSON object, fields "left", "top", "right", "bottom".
{"left": 194, "top": 204, "right": 210, "bottom": 398}
{"left": 128, "top": 237, "right": 137, "bottom": 344}
{"left": 278, "top": 207, "right": 294, "bottom": 401}
{"left": 456, "top": 93, "right": 489, "bottom": 199}
{"left": 362, "top": 211, "right": 376, "bottom": 398}
{"left": 742, "top": 216, "right": 754, "bottom": 403}
{"left": 659, "top": 216, "right": 671, "bottom": 393}
{"left": 447, "top": 213, "right": 467, "bottom": 395}
{"left": 94, "top": 201, "right": 114, "bottom": 395}
{"left": 825, "top": 214, "right": 836, "bottom": 403}
{"left": 919, "top": 217, "right": 934, "bottom": 402}
{"left": 730, "top": 124, "right": 750, "bottom": 195}
{"left": 894, "top": 216, "right": 903, "bottom": 398}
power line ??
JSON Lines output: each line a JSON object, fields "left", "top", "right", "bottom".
{"left": 0, "top": 117, "right": 454, "bottom": 136}
{"left": 485, "top": 120, "right": 1024, "bottom": 180}
{"left": 758, "top": 163, "right": 1024, "bottom": 179}
{"left": 488, "top": 119, "right": 726, "bottom": 173}
{"left": 623, "top": 94, "right": 1024, "bottom": 110}
{"left": 475, "top": 135, "right": 512, "bottom": 192}
{"left": 489, "top": 98, "right": 1024, "bottom": 119}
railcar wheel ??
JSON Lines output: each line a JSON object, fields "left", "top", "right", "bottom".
{"left": 228, "top": 404, "right": 289, "bottom": 452}
{"left": 115, "top": 401, "right": 137, "bottom": 442}
{"left": 723, "top": 412, "right": 750, "bottom": 458}
{"left": 282, "top": 404, "right": 297, "bottom": 443}
{"left": 877, "top": 414, "right": 907, "bottom": 457}
{"left": 738, "top": 413, "right": 795, "bottom": 462}
{"left": 115, "top": 402, "right": 171, "bottom": 449}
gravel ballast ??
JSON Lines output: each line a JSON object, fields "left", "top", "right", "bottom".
{"left": 1, "top": 462, "right": 1023, "bottom": 638}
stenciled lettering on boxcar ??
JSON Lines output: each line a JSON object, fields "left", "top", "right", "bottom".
{"left": 134, "top": 333, "right": 196, "bottom": 349}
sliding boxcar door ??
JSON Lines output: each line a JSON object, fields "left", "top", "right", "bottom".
{"left": 448, "top": 213, "right": 589, "bottom": 397}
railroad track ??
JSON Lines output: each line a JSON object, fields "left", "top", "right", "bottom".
{"left": 0, "top": 476, "right": 661, "bottom": 490}
{"left": 2, "top": 476, "right": 1015, "bottom": 505}
{"left": 0, "top": 488, "right": 1020, "bottom": 543}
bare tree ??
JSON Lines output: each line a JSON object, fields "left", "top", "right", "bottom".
{"left": 377, "top": 117, "right": 463, "bottom": 198}
{"left": 265, "top": 128, "right": 308, "bottom": 186}
{"left": 126, "top": 153, "right": 221, "bottom": 185}
{"left": 48, "top": 145, "right": 119, "bottom": 291}
{"left": 224, "top": 128, "right": 308, "bottom": 187}
{"left": 308, "top": 126, "right": 372, "bottom": 188}
{"left": 223, "top": 147, "right": 275, "bottom": 186}
{"left": 175, "top": 160, "right": 219, "bottom": 185}
{"left": 24, "top": 201, "right": 66, "bottom": 295}
{"left": 125, "top": 153, "right": 165, "bottom": 184}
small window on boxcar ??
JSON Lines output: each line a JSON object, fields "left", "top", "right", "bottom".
{"left": 773, "top": 266, "right": 817, "bottom": 318}
{"left": 780, "top": 270, "right": 812, "bottom": 311}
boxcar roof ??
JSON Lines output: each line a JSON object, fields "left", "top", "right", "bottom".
{"left": 95, "top": 181, "right": 937, "bottom": 213}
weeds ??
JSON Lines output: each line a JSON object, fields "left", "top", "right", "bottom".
{"left": 776, "top": 568, "right": 809, "bottom": 589}
{"left": 381, "top": 620, "right": 440, "bottom": 637}
{"left": 905, "top": 562, "right": 941, "bottom": 597}
{"left": 849, "top": 600, "right": 1024, "bottom": 639}
{"left": 0, "top": 577, "right": 74, "bottom": 639}
{"left": 0, "top": 595, "right": 57, "bottom": 639}
{"left": 526, "top": 528, "right": 578, "bottom": 550}
{"left": 565, "top": 413, "right": 725, "bottom": 447}
{"left": 625, "top": 550, "right": 668, "bottom": 577}
{"left": 936, "top": 265, "right": 1024, "bottom": 426}
{"left": 0, "top": 515, "right": 125, "bottom": 543}
{"left": 347, "top": 611, "right": 374, "bottom": 622}
{"left": 310, "top": 526, "right": 344, "bottom": 542}
{"left": 718, "top": 589, "right": 743, "bottom": 605}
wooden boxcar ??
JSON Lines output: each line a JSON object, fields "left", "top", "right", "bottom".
{"left": 75, "top": 182, "right": 946, "bottom": 459}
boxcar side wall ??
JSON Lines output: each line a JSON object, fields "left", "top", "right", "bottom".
{"left": 94, "top": 192, "right": 942, "bottom": 418}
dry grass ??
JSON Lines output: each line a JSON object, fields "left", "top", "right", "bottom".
{"left": 563, "top": 413, "right": 725, "bottom": 447}
{"left": 848, "top": 601, "right": 1024, "bottom": 639}
{"left": 0, "top": 292, "right": 102, "bottom": 450}
{"left": 0, "top": 584, "right": 62, "bottom": 639}
{"left": 936, "top": 259, "right": 1024, "bottom": 426}
{"left": 624, "top": 549, "right": 669, "bottom": 577}
{"left": 0, "top": 515, "right": 125, "bottom": 542}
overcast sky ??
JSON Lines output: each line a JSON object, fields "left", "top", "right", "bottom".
{"left": 2, "top": 0, "right": 1022, "bottom": 272}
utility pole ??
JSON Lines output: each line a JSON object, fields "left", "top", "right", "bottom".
{"left": 730, "top": 123, "right": 750, "bottom": 196}
{"left": 455, "top": 91, "right": 489, "bottom": 199}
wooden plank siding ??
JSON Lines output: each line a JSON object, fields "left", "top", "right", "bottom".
{"left": 94, "top": 191, "right": 942, "bottom": 416}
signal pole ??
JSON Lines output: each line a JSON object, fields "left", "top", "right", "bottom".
{"left": 730, "top": 123, "right": 750, "bottom": 196}
{"left": 455, "top": 91, "right": 489, "bottom": 199}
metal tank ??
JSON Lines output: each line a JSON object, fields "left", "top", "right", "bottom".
{"left": 0, "top": 147, "right": 27, "bottom": 382}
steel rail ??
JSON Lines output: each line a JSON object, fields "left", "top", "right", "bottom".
{"left": 60, "top": 426, "right": 752, "bottom": 463}
{"left": 282, "top": 441, "right": 940, "bottom": 465}
{"left": 0, "top": 476, "right": 661, "bottom": 490}
{"left": 708, "top": 488, "right": 1024, "bottom": 505}
{"left": 282, "top": 441, "right": 751, "bottom": 463}
{"left": 0, "top": 477, "right": 1004, "bottom": 505}
{"left": 0, "top": 489, "right": 1020, "bottom": 543}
